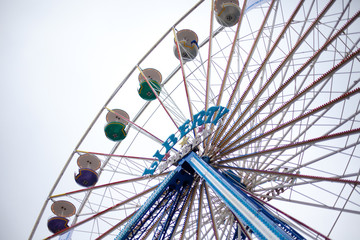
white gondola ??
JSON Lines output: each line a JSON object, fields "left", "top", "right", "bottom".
{"left": 215, "top": 0, "right": 241, "bottom": 27}
{"left": 173, "top": 29, "right": 199, "bottom": 62}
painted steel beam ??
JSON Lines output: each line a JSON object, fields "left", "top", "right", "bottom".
{"left": 115, "top": 164, "right": 194, "bottom": 240}
{"left": 115, "top": 170, "right": 177, "bottom": 240}
{"left": 185, "top": 152, "right": 297, "bottom": 240}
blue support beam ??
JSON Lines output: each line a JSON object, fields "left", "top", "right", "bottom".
{"left": 225, "top": 175, "right": 305, "bottom": 240}
{"left": 184, "top": 152, "right": 300, "bottom": 240}
{"left": 161, "top": 185, "right": 193, "bottom": 240}
{"left": 116, "top": 151, "right": 304, "bottom": 240}
{"left": 115, "top": 165, "right": 194, "bottom": 240}
{"left": 115, "top": 170, "right": 177, "bottom": 240}
{"left": 153, "top": 184, "right": 191, "bottom": 240}
{"left": 126, "top": 189, "right": 174, "bottom": 239}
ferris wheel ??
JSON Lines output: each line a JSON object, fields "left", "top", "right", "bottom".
{"left": 29, "top": 0, "right": 360, "bottom": 239}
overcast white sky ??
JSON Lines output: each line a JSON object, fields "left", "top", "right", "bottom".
{"left": 0, "top": 0, "right": 198, "bottom": 239}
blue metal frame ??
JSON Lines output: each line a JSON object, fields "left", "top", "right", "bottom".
{"left": 185, "top": 152, "right": 300, "bottom": 240}
{"left": 127, "top": 189, "right": 174, "bottom": 239}
{"left": 116, "top": 151, "right": 305, "bottom": 240}
{"left": 115, "top": 165, "right": 194, "bottom": 240}
{"left": 161, "top": 184, "right": 194, "bottom": 240}
{"left": 153, "top": 184, "right": 191, "bottom": 240}
{"left": 223, "top": 169, "right": 305, "bottom": 240}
